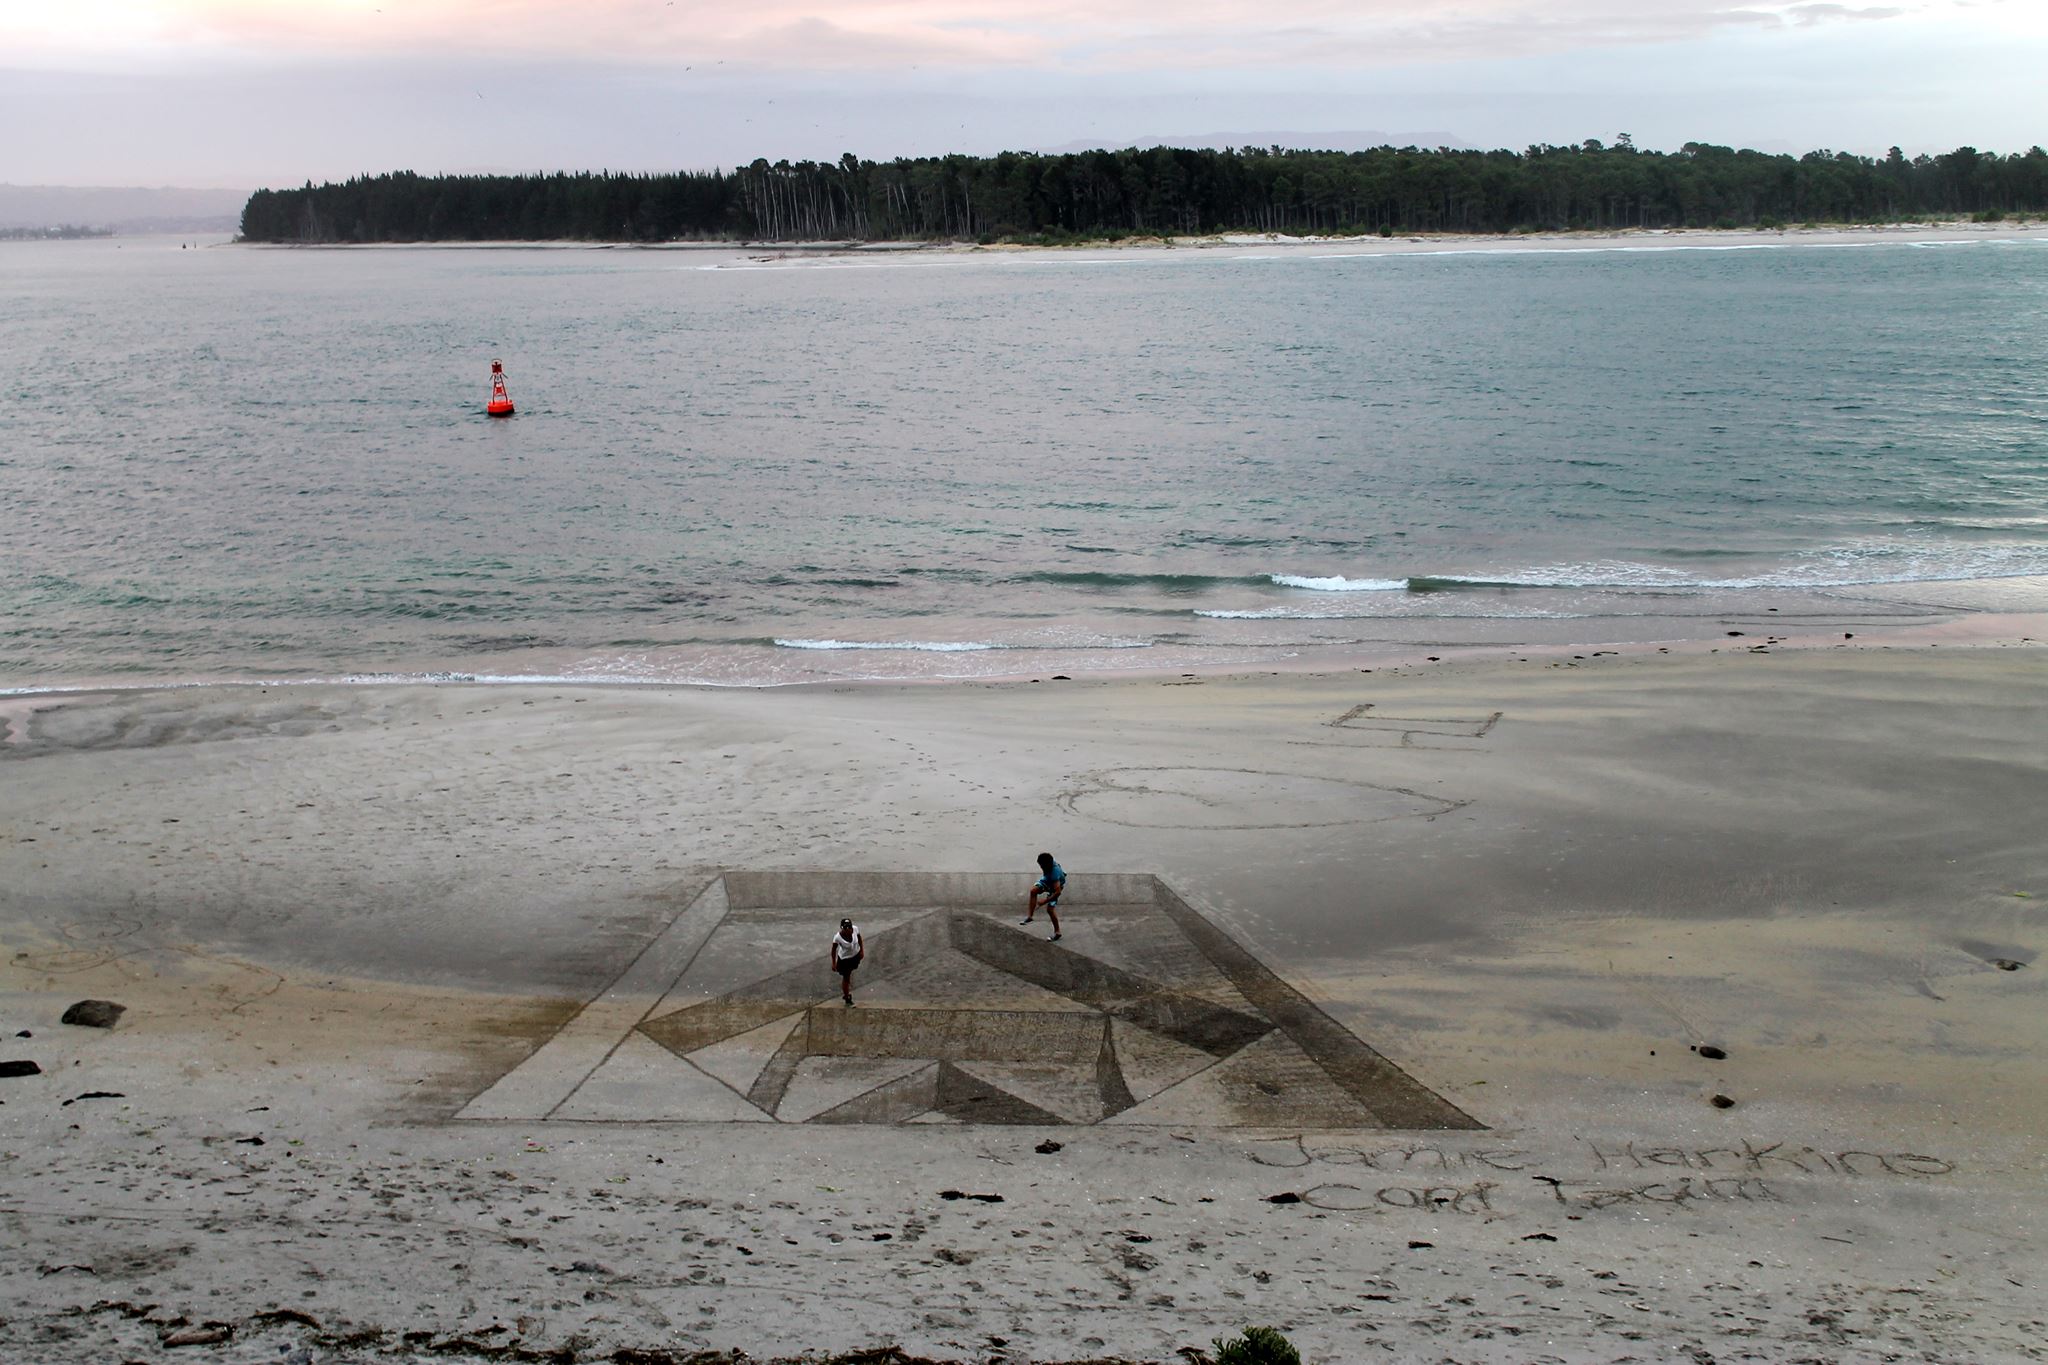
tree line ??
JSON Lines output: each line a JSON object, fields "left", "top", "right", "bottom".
{"left": 239, "top": 139, "right": 2048, "bottom": 244}
{"left": 0, "top": 225, "right": 116, "bottom": 240}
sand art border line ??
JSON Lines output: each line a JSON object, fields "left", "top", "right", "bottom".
{"left": 1056, "top": 765, "right": 1464, "bottom": 829}
{"left": 449, "top": 872, "right": 1483, "bottom": 1131}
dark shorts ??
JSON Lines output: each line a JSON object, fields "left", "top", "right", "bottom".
{"left": 835, "top": 955, "right": 861, "bottom": 976}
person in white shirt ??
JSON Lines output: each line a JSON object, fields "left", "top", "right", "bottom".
{"left": 830, "top": 919, "right": 864, "bottom": 1006}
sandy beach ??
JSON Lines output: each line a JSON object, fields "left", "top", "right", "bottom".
{"left": 2, "top": 633, "right": 2044, "bottom": 1362}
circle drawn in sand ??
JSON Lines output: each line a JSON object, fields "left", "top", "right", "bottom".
{"left": 1061, "top": 766, "right": 1460, "bottom": 830}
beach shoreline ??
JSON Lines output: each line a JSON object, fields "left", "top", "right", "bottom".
{"left": 5, "top": 598, "right": 2042, "bottom": 701}
{"left": 2, "top": 642, "right": 2042, "bottom": 1361}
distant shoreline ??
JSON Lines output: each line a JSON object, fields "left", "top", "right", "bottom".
{"left": 233, "top": 217, "right": 2047, "bottom": 255}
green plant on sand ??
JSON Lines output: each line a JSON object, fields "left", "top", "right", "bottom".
{"left": 1213, "top": 1325, "right": 1303, "bottom": 1365}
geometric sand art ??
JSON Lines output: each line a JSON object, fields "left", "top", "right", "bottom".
{"left": 458, "top": 872, "right": 1481, "bottom": 1130}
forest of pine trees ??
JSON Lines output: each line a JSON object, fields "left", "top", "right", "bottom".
{"left": 239, "top": 139, "right": 2048, "bottom": 245}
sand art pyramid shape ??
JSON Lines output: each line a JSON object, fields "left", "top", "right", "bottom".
{"left": 457, "top": 872, "right": 1481, "bottom": 1130}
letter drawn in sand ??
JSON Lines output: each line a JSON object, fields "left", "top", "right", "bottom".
{"left": 1315, "top": 704, "right": 1506, "bottom": 751}
{"left": 1298, "top": 1181, "right": 1497, "bottom": 1214}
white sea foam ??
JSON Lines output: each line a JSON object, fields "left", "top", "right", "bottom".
{"left": 774, "top": 638, "right": 997, "bottom": 652}
{"left": 1270, "top": 574, "right": 1408, "bottom": 592}
{"left": 1195, "top": 605, "right": 1584, "bottom": 621}
{"left": 1461, "top": 540, "right": 2048, "bottom": 590}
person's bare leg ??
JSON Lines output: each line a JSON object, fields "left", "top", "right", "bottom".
{"left": 1022, "top": 889, "right": 1039, "bottom": 925}
{"left": 1046, "top": 904, "right": 1060, "bottom": 940}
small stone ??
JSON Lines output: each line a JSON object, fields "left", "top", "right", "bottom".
{"left": 1034, "top": 1139, "right": 1063, "bottom": 1154}
{"left": 1408, "top": 1240, "right": 1434, "bottom": 1249}
{"left": 1711, "top": 1094, "right": 1736, "bottom": 1109}
{"left": 1992, "top": 959, "right": 2023, "bottom": 971}
{"left": 61, "top": 1000, "right": 126, "bottom": 1029}
{"left": 1696, "top": 1044, "right": 1728, "bottom": 1060}
{"left": 1726, "top": 631, "right": 1744, "bottom": 637}
{"left": 0, "top": 1060, "right": 40, "bottom": 1079}
{"left": 1844, "top": 633, "right": 1854, "bottom": 639}
{"left": 162, "top": 1324, "right": 232, "bottom": 1347}
{"left": 1264, "top": 1192, "right": 1302, "bottom": 1205}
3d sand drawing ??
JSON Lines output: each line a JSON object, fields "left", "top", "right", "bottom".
{"left": 459, "top": 872, "right": 1480, "bottom": 1130}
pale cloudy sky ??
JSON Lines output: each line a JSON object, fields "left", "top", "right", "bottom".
{"left": 2, "top": 0, "right": 2041, "bottom": 187}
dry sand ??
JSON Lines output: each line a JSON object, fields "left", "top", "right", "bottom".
{"left": 2, "top": 635, "right": 2044, "bottom": 1362}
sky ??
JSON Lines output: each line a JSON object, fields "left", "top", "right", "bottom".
{"left": 2, "top": 0, "right": 2042, "bottom": 188}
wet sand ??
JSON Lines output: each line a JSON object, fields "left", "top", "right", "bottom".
{"left": 1, "top": 635, "right": 2044, "bottom": 1361}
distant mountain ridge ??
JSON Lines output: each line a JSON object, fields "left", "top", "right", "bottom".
{"left": 0, "top": 184, "right": 250, "bottom": 233}
{"left": 1036, "top": 130, "right": 1472, "bottom": 155}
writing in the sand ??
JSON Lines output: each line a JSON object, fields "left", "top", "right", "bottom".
{"left": 1576, "top": 1139, "right": 1954, "bottom": 1179}
{"left": 1248, "top": 1137, "right": 1955, "bottom": 1216}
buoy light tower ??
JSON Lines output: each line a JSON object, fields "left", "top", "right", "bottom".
{"left": 486, "top": 359, "right": 515, "bottom": 417}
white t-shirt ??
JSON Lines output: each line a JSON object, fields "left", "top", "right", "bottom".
{"left": 832, "top": 928, "right": 863, "bottom": 964}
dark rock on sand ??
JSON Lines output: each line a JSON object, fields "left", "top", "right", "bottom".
{"left": 1264, "top": 1192, "right": 1302, "bottom": 1205}
{"left": 1711, "top": 1094, "right": 1736, "bottom": 1108}
{"left": 62, "top": 1091, "right": 124, "bottom": 1104}
{"left": 61, "top": 999, "right": 126, "bottom": 1029}
{"left": 1035, "top": 1139, "right": 1063, "bottom": 1154}
{"left": 1695, "top": 1044, "right": 1728, "bottom": 1060}
{"left": 1992, "top": 959, "right": 2023, "bottom": 971}
{"left": 0, "top": 1060, "right": 40, "bottom": 1078}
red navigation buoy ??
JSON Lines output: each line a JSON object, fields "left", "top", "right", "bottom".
{"left": 486, "top": 359, "right": 515, "bottom": 417}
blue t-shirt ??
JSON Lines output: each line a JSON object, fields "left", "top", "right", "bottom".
{"left": 1036, "top": 862, "right": 1065, "bottom": 893}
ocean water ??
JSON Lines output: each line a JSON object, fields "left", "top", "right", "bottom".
{"left": 3, "top": 233, "right": 2047, "bottom": 689}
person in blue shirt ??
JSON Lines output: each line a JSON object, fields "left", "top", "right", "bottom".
{"left": 1022, "top": 852, "right": 1064, "bottom": 940}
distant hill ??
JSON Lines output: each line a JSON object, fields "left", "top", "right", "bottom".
{"left": 0, "top": 184, "right": 250, "bottom": 234}
{"left": 1036, "top": 130, "right": 1472, "bottom": 155}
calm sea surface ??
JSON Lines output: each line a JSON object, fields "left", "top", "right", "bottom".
{"left": 4, "top": 234, "right": 2046, "bottom": 688}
